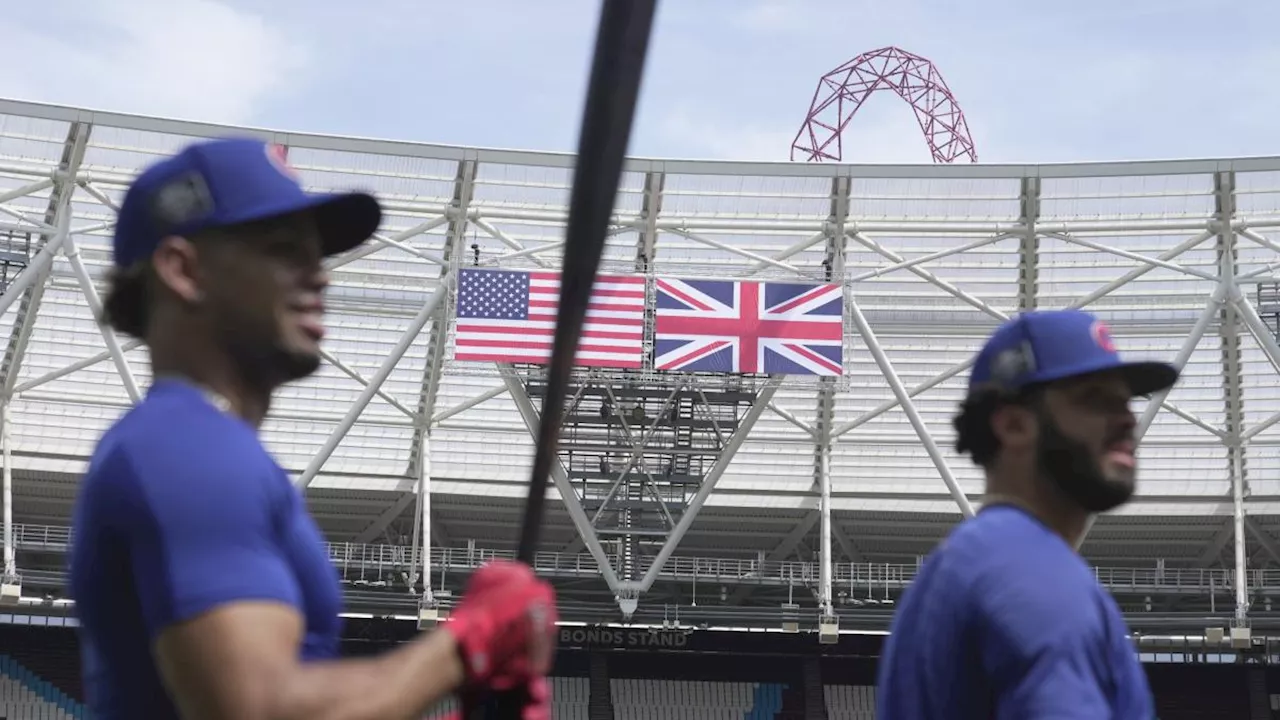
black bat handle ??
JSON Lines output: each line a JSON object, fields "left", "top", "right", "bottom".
{"left": 465, "top": 691, "right": 525, "bottom": 720}
{"left": 467, "top": 0, "right": 657, "bottom": 717}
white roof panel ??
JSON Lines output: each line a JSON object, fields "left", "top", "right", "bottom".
{"left": 0, "top": 98, "right": 1276, "bottom": 526}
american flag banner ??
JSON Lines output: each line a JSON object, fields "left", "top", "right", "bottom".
{"left": 453, "top": 268, "right": 646, "bottom": 368}
{"left": 654, "top": 278, "right": 844, "bottom": 376}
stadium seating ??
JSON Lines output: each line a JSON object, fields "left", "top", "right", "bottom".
{"left": 0, "top": 625, "right": 82, "bottom": 704}
{"left": 823, "top": 684, "right": 876, "bottom": 719}
{"left": 0, "top": 655, "right": 85, "bottom": 719}
{"left": 422, "top": 677, "right": 589, "bottom": 720}
{"left": 610, "top": 678, "right": 783, "bottom": 720}
{"left": 548, "top": 675, "right": 591, "bottom": 720}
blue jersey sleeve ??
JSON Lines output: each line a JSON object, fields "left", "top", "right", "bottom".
{"left": 104, "top": 442, "right": 301, "bottom": 639}
{"left": 977, "top": 575, "right": 1113, "bottom": 719}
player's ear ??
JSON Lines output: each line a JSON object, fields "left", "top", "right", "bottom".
{"left": 151, "top": 234, "right": 205, "bottom": 305}
{"left": 989, "top": 402, "right": 1035, "bottom": 451}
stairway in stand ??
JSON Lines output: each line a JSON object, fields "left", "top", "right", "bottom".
{"left": 1247, "top": 667, "right": 1271, "bottom": 720}
{"left": 588, "top": 651, "right": 614, "bottom": 720}
{"left": 802, "top": 657, "right": 827, "bottom": 720}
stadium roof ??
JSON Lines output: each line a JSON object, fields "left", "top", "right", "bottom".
{"left": 2, "top": 98, "right": 1280, "bottom": 617}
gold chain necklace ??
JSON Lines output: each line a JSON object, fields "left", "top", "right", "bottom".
{"left": 155, "top": 374, "right": 233, "bottom": 416}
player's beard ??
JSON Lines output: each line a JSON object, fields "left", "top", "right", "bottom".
{"left": 262, "top": 343, "right": 321, "bottom": 384}
{"left": 1034, "top": 407, "right": 1134, "bottom": 514}
{"left": 220, "top": 319, "right": 321, "bottom": 391}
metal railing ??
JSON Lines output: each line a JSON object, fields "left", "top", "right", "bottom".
{"left": 11, "top": 522, "right": 1275, "bottom": 595}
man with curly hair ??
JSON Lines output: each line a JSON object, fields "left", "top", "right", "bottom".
{"left": 876, "top": 309, "right": 1176, "bottom": 718}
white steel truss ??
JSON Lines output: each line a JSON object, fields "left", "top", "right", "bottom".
{"left": 1, "top": 100, "right": 1280, "bottom": 618}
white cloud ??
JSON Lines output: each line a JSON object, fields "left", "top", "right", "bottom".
{"left": 0, "top": 0, "right": 308, "bottom": 125}
{"left": 732, "top": 0, "right": 814, "bottom": 34}
{"left": 5, "top": 0, "right": 1280, "bottom": 166}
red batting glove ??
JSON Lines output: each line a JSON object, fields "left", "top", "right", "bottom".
{"left": 519, "top": 677, "right": 551, "bottom": 720}
{"left": 444, "top": 560, "right": 558, "bottom": 691}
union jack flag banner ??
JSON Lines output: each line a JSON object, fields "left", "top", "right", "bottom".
{"left": 653, "top": 278, "right": 845, "bottom": 376}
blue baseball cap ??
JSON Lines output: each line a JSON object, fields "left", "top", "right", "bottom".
{"left": 112, "top": 137, "right": 381, "bottom": 268}
{"left": 969, "top": 309, "right": 1178, "bottom": 397}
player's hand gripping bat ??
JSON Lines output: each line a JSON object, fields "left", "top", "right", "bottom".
{"left": 465, "top": 1, "right": 658, "bottom": 718}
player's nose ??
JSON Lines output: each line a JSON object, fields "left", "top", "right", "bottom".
{"left": 1115, "top": 407, "right": 1137, "bottom": 434}
{"left": 302, "top": 266, "right": 331, "bottom": 294}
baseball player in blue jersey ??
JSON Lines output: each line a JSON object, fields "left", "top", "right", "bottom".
{"left": 876, "top": 309, "right": 1177, "bottom": 719}
{"left": 69, "top": 139, "right": 557, "bottom": 720}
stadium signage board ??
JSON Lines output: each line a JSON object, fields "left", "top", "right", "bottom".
{"left": 558, "top": 626, "right": 692, "bottom": 649}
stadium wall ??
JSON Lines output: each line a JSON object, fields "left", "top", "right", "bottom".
{"left": 1, "top": 620, "right": 1273, "bottom": 719}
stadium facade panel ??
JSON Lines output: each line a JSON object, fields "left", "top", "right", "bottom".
{"left": 1, "top": 98, "right": 1279, "bottom": 621}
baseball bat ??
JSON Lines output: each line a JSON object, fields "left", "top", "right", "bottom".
{"left": 468, "top": 1, "right": 658, "bottom": 717}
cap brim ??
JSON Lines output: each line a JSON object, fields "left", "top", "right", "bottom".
{"left": 216, "top": 191, "right": 382, "bottom": 257}
{"left": 1118, "top": 361, "right": 1179, "bottom": 397}
{"left": 309, "top": 192, "right": 382, "bottom": 257}
{"left": 1011, "top": 358, "right": 1180, "bottom": 398}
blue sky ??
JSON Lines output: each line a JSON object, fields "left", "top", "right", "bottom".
{"left": 4, "top": 0, "right": 1279, "bottom": 164}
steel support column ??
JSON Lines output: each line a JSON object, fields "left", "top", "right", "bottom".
{"left": 413, "top": 159, "right": 474, "bottom": 441}
{"left": 406, "top": 159, "right": 475, "bottom": 605}
{"left": 1212, "top": 172, "right": 1249, "bottom": 622}
{"left": 635, "top": 170, "right": 663, "bottom": 274}
{"left": 817, "top": 434, "right": 833, "bottom": 615}
{"left": 0, "top": 122, "right": 91, "bottom": 400}
{"left": 1231, "top": 447, "right": 1248, "bottom": 621}
{"left": 816, "top": 175, "right": 849, "bottom": 618}
{"left": 1018, "top": 177, "right": 1040, "bottom": 311}
{"left": 846, "top": 297, "right": 975, "bottom": 518}
{"left": 410, "top": 433, "right": 433, "bottom": 602}
{"left": 297, "top": 274, "right": 456, "bottom": 489}
{"left": 1, "top": 403, "right": 15, "bottom": 586}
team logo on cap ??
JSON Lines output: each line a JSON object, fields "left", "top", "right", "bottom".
{"left": 990, "top": 341, "right": 1036, "bottom": 388}
{"left": 265, "top": 143, "right": 299, "bottom": 181}
{"left": 1091, "top": 320, "right": 1116, "bottom": 352}
{"left": 150, "top": 171, "right": 214, "bottom": 230}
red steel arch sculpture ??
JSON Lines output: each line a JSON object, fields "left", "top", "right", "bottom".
{"left": 791, "top": 46, "right": 977, "bottom": 163}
